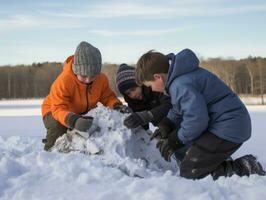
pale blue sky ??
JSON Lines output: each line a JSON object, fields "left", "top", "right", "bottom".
{"left": 0, "top": 0, "right": 266, "bottom": 65}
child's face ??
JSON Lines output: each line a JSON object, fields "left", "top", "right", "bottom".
{"left": 77, "top": 75, "right": 97, "bottom": 84}
{"left": 143, "top": 74, "right": 166, "bottom": 92}
{"left": 124, "top": 86, "right": 143, "bottom": 100}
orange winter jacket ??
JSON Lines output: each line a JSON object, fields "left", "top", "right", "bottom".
{"left": 42, "top": 55, "right": 121, "bottom": 127}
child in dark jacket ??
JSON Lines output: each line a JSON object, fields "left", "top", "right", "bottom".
{"left": 135, "top": 49, "right": 265, "bottom": 180}
{"left": 115, "top": 64, "right": 172, "bottom": 130}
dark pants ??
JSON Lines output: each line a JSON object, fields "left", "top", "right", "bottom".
{"left": 180, "top": 132, "right": 242, "bottom": 180}
{"left": 42, "top": 112, "right": 67, "bottom": 151}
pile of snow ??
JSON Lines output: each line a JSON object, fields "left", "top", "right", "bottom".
{"left": 1, "top": 101, "right": 266, "bottom": 200}
{"left": 52, "top": 103, "right": 178, "bottom": 177}
{"left": 1, "top": 136, "right": 266, "bottom": 200}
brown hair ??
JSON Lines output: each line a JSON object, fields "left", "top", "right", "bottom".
{"left": 135, "top": 50, "right": 169, "bottom": 85}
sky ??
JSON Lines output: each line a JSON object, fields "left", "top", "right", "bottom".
{"left": 0, "top": 0, "right": 266, "bottom": 65}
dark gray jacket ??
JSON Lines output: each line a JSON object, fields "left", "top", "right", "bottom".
{"left": 124, "top": 86, "right": 172, "bottom": 127}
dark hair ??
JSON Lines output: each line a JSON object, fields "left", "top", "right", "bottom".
{"left": 135, "top": 50, "right": 169, "bottom": 85}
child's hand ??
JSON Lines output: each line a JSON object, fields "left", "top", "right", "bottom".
{"left": 113, "top": 104, "right": 132, "bottom": 114}
{"left": 74, "top": 116, "right": 94, "bottom": 132}
{"left": 150, "top": 117, "right": 175, "bottom": 141}
{"left": 150, "top": 128, "right": 167, "bottom": 141}
{"left": 156, "top": 129, "right": 184, "bottom": 162}
{"left": 123, "top": 111, "right": 153, "bottom": 129}
{"left": 66, "top": 113, "right": 94, "bottom": 132}
{"left": 156, "top": 139, "right": 175, "bottom": 162}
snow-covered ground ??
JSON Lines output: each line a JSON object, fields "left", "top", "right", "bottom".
{"left": 239, "top": 95, "right": 266, "bottom": 105}
{"left": 0, "top": 99, "right": 266, "bottom": 200}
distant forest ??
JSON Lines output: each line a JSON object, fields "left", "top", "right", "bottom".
{"left": 0, "top": 57, "right": 266, "bottom": 104}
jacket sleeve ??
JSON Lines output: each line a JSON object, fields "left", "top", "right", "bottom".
{"left": 49, "top": 77, "right": 72, "bottom": 127}
{"left": 124, "top": 97, "right": 136, "bottom": 112}
{"left": 124, "top": 96, "right": 144, "bottom": 112}
{"left": 100, "top": 74, "right": 121, "bottom": 108}
{"left": 149, "top": 92, "right": 172, "bottom": 125}
{"left": 167, "top": 84, "right": 209, "bottom": 144}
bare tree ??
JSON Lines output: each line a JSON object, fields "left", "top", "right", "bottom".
{"left": 0, "top": 57, "right": 265, "bottom": 104}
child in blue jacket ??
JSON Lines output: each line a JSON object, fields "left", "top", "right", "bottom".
{"left": 135, "top": 49, "right": 265, "bottom": 180}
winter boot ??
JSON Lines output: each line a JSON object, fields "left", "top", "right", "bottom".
{"left": 211, "top": 160, "right": 235, "bottom": 180}
{"left": 211, "top": 155, "right": 265, "bottom": 180}
{"left": 234, "top": 154, "right": 266, "bottom": 176}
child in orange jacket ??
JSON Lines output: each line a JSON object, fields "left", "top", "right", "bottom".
{"left": 42, "top": 41, "right": 121, "bottom": 151}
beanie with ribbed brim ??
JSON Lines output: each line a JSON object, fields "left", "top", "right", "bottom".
{"left": 72, "top": 41, "right": 102, "bottom": 76}
{"left": 116, "top": 64, "right": 138, "bottom": 94}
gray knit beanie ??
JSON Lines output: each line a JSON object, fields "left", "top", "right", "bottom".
{"left": 72, "top": 41, "right": 102, "bottom": 76}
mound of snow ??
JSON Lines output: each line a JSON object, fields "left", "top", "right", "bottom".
{"left": 1, "top": 103, "right": 266, "bottom": 200}
{"left": 52, "top": 103, "right": 178, "bottom": 177}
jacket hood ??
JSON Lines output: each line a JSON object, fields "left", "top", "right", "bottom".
{"left": 63, "top": 55, "right": 75, "bottom": 73}
{"left": 62, "top": 55, "right": 86, "bottom": 86}
{"left": 166, "top": 49, "right": 199, "bottom": 89}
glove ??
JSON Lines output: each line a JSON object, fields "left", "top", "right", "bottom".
{"left": 75, "top": 123, "right": 100, "bottom": 139}
{"left": 156, "top": 129, "right": 184, "bottom": 162}
{"left": 123, "top": 111, "right": 153, "bottom": 129}
{"left": 66, "top": 113, "right": 93, "bottom": 132}
{"left": 150, "top": 117, "right": 176, "bottom": 141}
{"left": 113, "top": 104, "right": 132, "bottom": 114}
{"left": 74, "top": 117, "right": 94, "bottom": 133}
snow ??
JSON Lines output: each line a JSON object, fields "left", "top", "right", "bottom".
{"left": 52, "top": 104, "right": 178, "bottom": 177}
{"left": 240, "top": 95, "right": 266, "bottom": 105}
{"left": 0, "top": 99, "right": 42, "bottom": 117}
{"left": 0, "top": 99, "right": 266, "bottom": 200}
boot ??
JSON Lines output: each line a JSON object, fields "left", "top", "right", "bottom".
{"left": 211, "top": 160, "right": 235, "bottom": 180}
{"left": 212, "top": 154, "right": 265, "bottom": 180}
{"left": 234, "top": 154, "right": 266, "bottom": 176}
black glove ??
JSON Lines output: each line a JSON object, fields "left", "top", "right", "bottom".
{"left": 113, "top": 104, "right": 132, "bottom": 114}
{"left": 124, "top": 111, "right": 153, "bottom": 129}
{"left": 156, "top": 129, "right": 184, "bottom": 162}
{"left": 66, "top": 113, "right": 94, "bottom": 132}
{"left": 150, "top": 117, "right": 176, "bottom": 141}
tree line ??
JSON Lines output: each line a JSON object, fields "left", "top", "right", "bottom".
{"left": 201, "top": 57, "right": 266, "bottom": 104}
{"left": 0, "top": 57, "right": 265, "bottom": 104}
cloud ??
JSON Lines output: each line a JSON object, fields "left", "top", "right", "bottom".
{"left": 88, "top": 26, "right": 193, "bottom": 37}
{"left": 0, "top": 15, "right": 85, "bottom": 31}
{"left": 41, "top": 1, "right": 266, "bottom": 19}
{"left": 1, "top": 1, "right": 265, "bottom": 32}
{"left": 0, "top": 15, "right": 36, "bottom": 30}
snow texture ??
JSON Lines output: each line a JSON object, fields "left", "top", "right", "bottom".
{"left": 52, "top": 103, "right": 178, "bottom": 178}
{"left": 0, "top": 100, "right": 266, "bottom": 200}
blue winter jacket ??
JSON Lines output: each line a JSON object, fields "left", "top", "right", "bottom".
{"left": 165, "top": 49, "right": 251, "bottom": 144}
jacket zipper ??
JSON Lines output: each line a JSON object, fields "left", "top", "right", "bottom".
{"left": 80, "top": 85, "right": 89, "bottom": 115}
{"left": 81, "top": 83, "right": 93, "bottom": 115}
{"left": 85, "top": 85, "right": 89, "bottom": 113}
